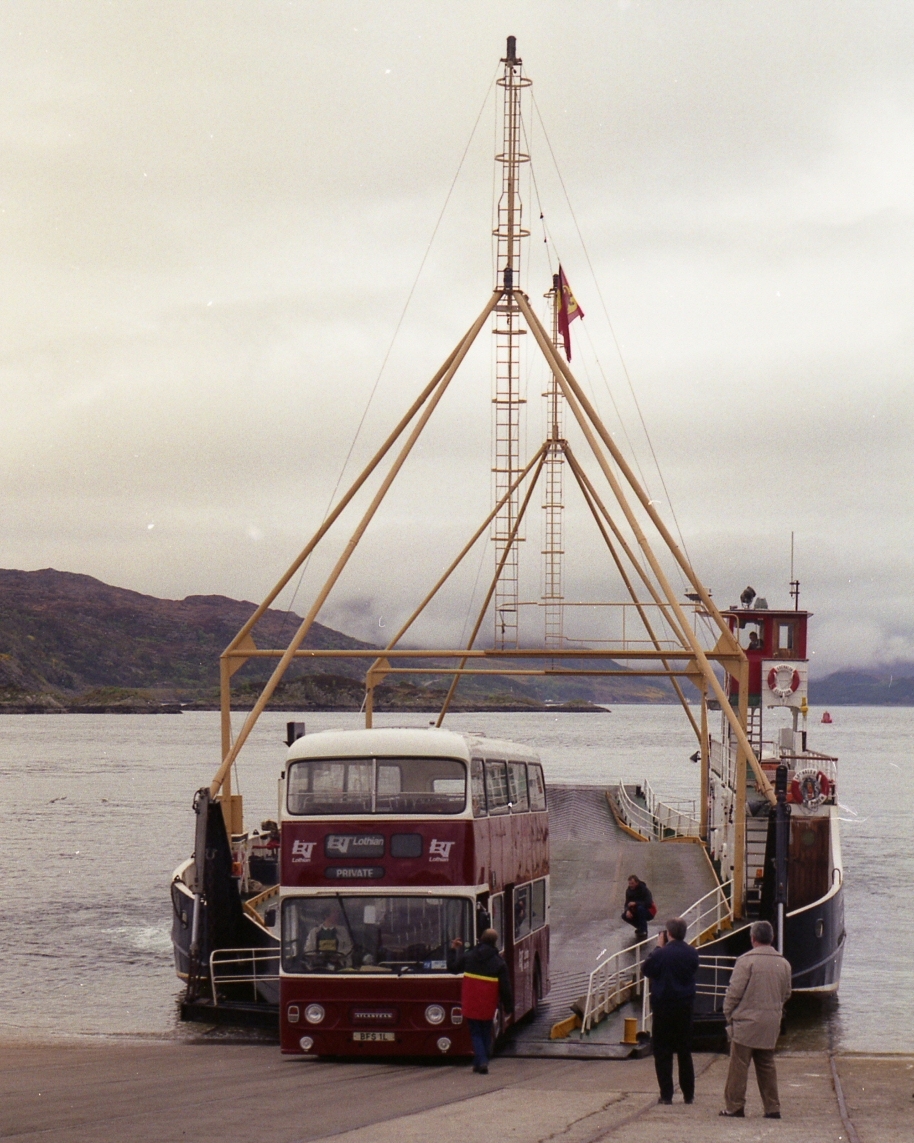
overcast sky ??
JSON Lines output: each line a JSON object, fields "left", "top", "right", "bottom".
{"left": 2, "top": 1, "right": 913, "bottom": 674}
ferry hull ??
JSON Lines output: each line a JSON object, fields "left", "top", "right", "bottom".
{"left": 692, "top": 879, "right": 845, "bottom": 1047}
{"left": 785, "top": 881, "right": 845, "bottom": 993}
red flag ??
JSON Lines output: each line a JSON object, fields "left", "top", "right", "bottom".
{"left": 557, "top": 266, "right": 584, "bottom": 361}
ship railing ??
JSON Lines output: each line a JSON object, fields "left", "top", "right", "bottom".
{"left": 581, "top": 881, "right": 733, "bottom": 1034}
{"left": 641, "top": 953, "right": 740, "bottom": 1031}
{"left": 694, "top": 955, "right": 740, "bottom": 1001}
{"left": 615, "top": 780, "right": 701, "bottom": 840}
{"left": 209, "top": 947, "right": 280, "bottom": 1004}
{"left": 709, "top": 738, "right": 731, "bottom": 784}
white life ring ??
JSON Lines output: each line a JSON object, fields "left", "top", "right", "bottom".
{"left": 791, "top": 767, "right": 826, "bottom": 810}
{"left": 767, "top": 664, "right": 801, "bottom": 700}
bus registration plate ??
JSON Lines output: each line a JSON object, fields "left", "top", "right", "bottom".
{"left": 352, "top": 1031, "right": 396, "bottom": 1042}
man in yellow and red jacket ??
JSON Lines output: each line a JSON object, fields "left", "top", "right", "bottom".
{"left": 448, "top": 929, "right": 514, "bottom": 1074}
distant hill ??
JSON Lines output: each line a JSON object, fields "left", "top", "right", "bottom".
{"left": 0, "top": 569, "right": 672, "bottom": 711}
{"left": 811, "top": 667, "right": 914, "bottom": 706}
{"left": 0, "top": 568, "right": 375, "bottom": 710}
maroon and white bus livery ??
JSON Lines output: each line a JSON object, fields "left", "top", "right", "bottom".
{"left": 279, "top": 727, "right": 549, "bottom": 1057}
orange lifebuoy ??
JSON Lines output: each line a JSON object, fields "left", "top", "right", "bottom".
{"left": 767, "top": 665, "right": 801, "bottom": 700}
{"left": 817, "top": 771, "right": 831, "bottom": 797}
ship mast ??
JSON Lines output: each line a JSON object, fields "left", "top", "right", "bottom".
{"left": 212, "top": 35, "right": 769, "bottom": 916}
{"left": 492, "top": 36, "right": 531, "bottom": 650}
{"left": 543, "top": 274, "right": 565, "bottom": 649}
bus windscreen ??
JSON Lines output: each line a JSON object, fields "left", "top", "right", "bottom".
{"left": 282, "top": 895, "right": 473, "bottom": 974}
{"left": 286, "top": 757, "right": 467, "bottom": 815}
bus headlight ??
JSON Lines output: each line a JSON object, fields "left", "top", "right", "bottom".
{"left": 437, "top": 1036, "right": 452, "bottom": 1053}
{"left": 425, "top": 1004, "right": 446, "bottom": 1025}
{"left": 299, "top": 1036, "right": 314, "bottom": 1051}
{"left": 305, "top": 1003, "right": 326, "bottom": 1025}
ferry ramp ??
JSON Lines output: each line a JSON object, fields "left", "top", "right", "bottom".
{"left": 501, "top": 783, "right": 718, "bottom": 1059}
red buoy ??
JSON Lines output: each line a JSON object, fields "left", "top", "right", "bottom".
{"left": 821, "top": 711, "right": 833, "bottom": 724}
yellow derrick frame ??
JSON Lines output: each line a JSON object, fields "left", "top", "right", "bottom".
{"left": 211, "top": 283, "right": 771, "bottom": 918}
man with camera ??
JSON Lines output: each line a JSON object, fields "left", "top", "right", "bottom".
{"left": 642, "top": 917, "right": 700, "bottom": 1105}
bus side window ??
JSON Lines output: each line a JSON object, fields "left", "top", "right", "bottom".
{"left": 471, "top": 758, "right": 487, "bottom": 817}
{"left": 531, "top": 878, "right": 546, "bottom": 931}
{"left": 507, "top": 762, "right": 529, "bottom": 812}
{"left": 514, "top": 884, "right": 531, "bottom": 938}
{"left": 476, "top": 896, "right": 491, "bottom": 935}
{"left": 490, "top": 893, "right": 505, "bottom": 950}
{"left": 485, "top": 760, "right": 510, "bottom": 814}
{"left": 528, "top": 764, "right": 547, "bottom": 811}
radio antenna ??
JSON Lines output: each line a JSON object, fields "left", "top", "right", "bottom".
{"left": 789, "top": 531, "right": 800, "bottom": 610}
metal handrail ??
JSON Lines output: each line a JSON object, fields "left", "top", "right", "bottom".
{"left": 694, "top": 955, "right": 739, "bottom": 1001}
{"left": 615, "top": 780, "right": 701, "bottom": 840}
{"left": 209, "top": 946, "right": 280, "bottom": 1005}
{"left": 580, "top": 880, "right": 733, "bottom": 1033}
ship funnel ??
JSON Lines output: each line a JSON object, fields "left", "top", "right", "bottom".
{"left": 504, "top": 35, "right": 519, "bottom": 64}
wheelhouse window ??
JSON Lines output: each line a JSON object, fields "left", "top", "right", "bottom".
{"left": 776, "top": 622, "right": 795, "bottom": 655}
{"left": 281, "top": 895, "right": 472, "bottom": 974}
{"left": 737, "top": 619, "right": 764, "bottom": 650}
{"left": 287, "top": 757, "right": 467, "bottom": 815}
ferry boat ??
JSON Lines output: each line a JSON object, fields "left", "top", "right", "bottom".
{"left": 170, "top": 36, "right": 842, "bottom": 1048}
{"left": 694, "top": 595, "right": 844, "bottom": 1008}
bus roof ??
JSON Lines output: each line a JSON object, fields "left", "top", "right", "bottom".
{"left": 286, "top": 726, "right": 541, "bottom": 764}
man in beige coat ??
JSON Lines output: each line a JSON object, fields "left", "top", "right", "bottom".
{"left": 720, "top": 920, "right": 792, "bottom": 1119}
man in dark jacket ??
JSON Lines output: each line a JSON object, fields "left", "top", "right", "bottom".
{"left": 642, "top": 917, "right": 700, "bottom": 1105}
{"left": 622, "top": 874, "right": 654, "bottom": 940}
{"left": 448, "top": 929, "right": 514, "bottom": 1074}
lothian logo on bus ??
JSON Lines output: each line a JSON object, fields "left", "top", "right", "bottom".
{"left": 290, "top": 840, "right": 315, "bottom": 863}
{"left": 429, "top": 839, "right": 454, "bottom": 862}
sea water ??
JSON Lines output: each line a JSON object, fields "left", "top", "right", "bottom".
{"left": 0, "top": 707, "right": 908, "bottom": 1051}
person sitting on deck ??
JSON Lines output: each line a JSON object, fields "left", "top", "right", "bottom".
{"left": 622, "top": 875, "right": 655, "bottom": 941}
{"left": 304, "top": 906, "right": 353, "bottom": 964}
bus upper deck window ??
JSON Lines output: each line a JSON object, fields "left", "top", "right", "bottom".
{"left": 527, "top": 764, "right": 547, "bottom": 811}
{"left": 375, "top": 758, "right": 467, "bottom": 814}
{"left": 471, "top": 759, "right": 487, "bottom": 817}
{"left": 507, "top": 762, "right": 529, "bottom": 812}
{"left": 286, "top": 757, "right": 466, "bottom": 815}
{"left": 484, "top": 761, "right": 510, "bottom": 814}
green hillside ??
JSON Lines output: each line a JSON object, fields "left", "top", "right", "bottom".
{"left": 0, "top": 569, "right": 674, "bottom": 712}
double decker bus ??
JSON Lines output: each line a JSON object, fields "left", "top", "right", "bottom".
{"left": 279, "top": 726, "right": 549, "bottom": 1057}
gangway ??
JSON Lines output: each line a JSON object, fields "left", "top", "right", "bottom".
{"left": 501, "top": 784, "right": 721, "bottom": 1059}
